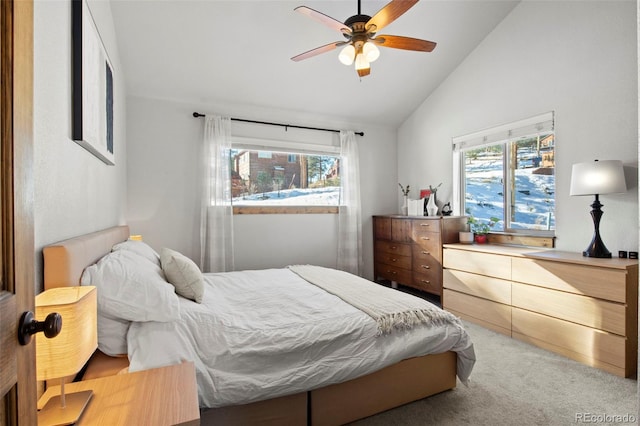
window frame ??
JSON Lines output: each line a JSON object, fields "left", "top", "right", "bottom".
{"left": 230, "top": 136, "right": 341, "bottom": 215}
{"left": 453, "top": 112, "right": 556, "bottom": 237}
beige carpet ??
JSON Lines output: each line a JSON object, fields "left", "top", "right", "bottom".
{"left": 350, "top": 320, "right": 638, "bottom": 425}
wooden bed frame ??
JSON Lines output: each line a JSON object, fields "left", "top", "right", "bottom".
{"left": 43, "top": 225, "right": 458, "bottom": 425}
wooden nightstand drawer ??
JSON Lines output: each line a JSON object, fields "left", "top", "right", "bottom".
{"left": 443, "top": 269, "right": 511, "bottom": 305}
{"left": 375, "top": 241, "right": 411, "bottom": 257}
{"left": 444, "top": 249, "right": 511, "bottom": 280}
{"left": 512, "top": 258, "right": 627, "bottom": 303}
{"left": 512, "top": 283, "right": 626, "bottom": 335}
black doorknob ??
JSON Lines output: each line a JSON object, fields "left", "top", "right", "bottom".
{"left": 18, "top": 311, "right": 62, "bottom": 346}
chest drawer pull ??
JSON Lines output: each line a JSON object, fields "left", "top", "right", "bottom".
{"left": 420, "top": 279, "right": 431, "bottom": 284}
{"left": 422, "top": 250, "right": 430, "bottom": 255}
{"left": 422, "top": 265, "right": 430, "bottom": 270}
{"left": 421, "top": 237, "right": 430, "bottom": 241}
{"left": 390, "top": 258, "right": 398, "bottom": 262}
{"left": 420, "top": 223, "right": 430, "bottom": 227}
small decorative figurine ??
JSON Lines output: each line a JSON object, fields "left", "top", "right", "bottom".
{"left": 441, "top": 202, "right": 453, "bottom": 216}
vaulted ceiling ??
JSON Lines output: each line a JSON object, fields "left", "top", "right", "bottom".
{"left": 110, "top": 0, "right": 519, "bottom": 127}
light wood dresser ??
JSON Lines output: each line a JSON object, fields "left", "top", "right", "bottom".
{"left": 442, "top": 243, "right": 638, "bottom": 377}
{"left": 373, "top": 215, "right": 467, "bottom": 297}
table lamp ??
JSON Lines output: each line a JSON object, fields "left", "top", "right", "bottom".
{"left": 35, "top": 286, "right": 97, "bottom": 426}
{"left": 569, "top": 159, "right": 626, "bottom": 258}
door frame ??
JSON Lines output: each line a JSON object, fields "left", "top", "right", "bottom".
{"left": 1, "top": 0, "right": 36, "bottom": 423}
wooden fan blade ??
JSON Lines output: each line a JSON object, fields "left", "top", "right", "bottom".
{"left": 367, "top": 0, "right": 418, "bottom": 33}
{"left": 295, "top": 6, "right": 351, "bottom": 34}
{"left": 291, "top": 42, "right": 343, "bottom": 62}
{"left": 374, "top": 34, "right": 436, "bottom": 52}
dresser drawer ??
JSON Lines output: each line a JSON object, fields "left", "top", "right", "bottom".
{"left": 443, "top": 269, "right": 511, "bottom": 305}
{"left": 375, "top": 263, "right": 412, "bottom": 284}
{"left": 413, "top": 269, "right": 442, "bottom": 295}
{"left": 443, "top": 248, "right": 511, "bottom": 280}
{"left": 411, "top": 219, "right": 441, "bottom": 234}
{"left": 512, "top": 283, "right": 626, "bottom": 335}
{"left": 512, "top": 308, "right": 626, "bottom": 370}
{"left": 443, "top": 289, "right": 511, "bottom": 331}
{"left": 375, "top": 241, "right": 411, "bottom": 257}
{"left": 412, "top": 232, "right": 441, "bottom": 259}
{"left": 512, "top": 258, "right": 627, "bottom": 303}
{"left": 375, "top": 250, "right": 411, "bottom": 270}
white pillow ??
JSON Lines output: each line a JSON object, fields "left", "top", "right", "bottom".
{"left": 112, "top": 240, "right": 161, "bottom": 266}
{"left": 81, "top": 250, "right": 180, "bottom": 322}
{"left": 96, "top": 313, "right": 130, "bottom": 356}
{"left": 160, "top": 248, "right": 204, "bottom": 303}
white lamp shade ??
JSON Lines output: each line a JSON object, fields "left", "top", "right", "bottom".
{"left": 362, "top": 42, "right": 380, "bottom": 62}
{"left": 338, "top": 44, "right": 355, "bottom": 65}
{"left": 35, "top": 286, "right": 97, "bottom": 381}
{"left": 569, "top": 160, "right": 627, "bottom": 196}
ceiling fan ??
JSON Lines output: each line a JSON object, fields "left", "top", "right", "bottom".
{"left": 291, "top": 0, "right": 436, "bottom": 77}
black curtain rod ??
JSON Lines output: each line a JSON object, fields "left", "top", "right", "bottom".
{"left": 192, "top": 112, "right": 364, "bottom": 137}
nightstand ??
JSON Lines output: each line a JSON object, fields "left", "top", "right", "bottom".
{"left": 38, "top": 362, "right": 200, "bottom": 425}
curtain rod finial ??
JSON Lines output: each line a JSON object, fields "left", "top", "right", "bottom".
{"left": 193, "top": 112, "right": 205, "bottom": 118}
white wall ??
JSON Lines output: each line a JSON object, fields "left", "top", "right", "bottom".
{"left": 398, "top": 0, "right": 638, "bottom": 254}
{"left": 33, "top": 0, "right": 127, "bottom": 290}
{"left": 126, "top": 95, "right": 397, "bottom": 280}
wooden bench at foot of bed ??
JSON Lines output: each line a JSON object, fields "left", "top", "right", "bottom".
{"left": 201, "top": 351, "right": 457, "bottom": 426}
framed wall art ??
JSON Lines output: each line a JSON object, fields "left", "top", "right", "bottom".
{"left": 72, "top": 0, "right": 115, "bottom": 165}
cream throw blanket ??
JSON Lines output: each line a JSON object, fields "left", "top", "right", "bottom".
{"left": 288, "top": 265, "right": 461, "bottom": 336}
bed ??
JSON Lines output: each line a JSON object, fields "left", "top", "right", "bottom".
{"left": 43, "top": 225, "right": 475, "bottom": 425}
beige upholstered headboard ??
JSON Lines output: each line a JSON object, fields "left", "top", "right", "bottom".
{"left": 43, "top": 225, "right": 130, "bottom": 290}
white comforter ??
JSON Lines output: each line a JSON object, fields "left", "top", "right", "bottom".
{"left": 127, "top": 268, "right": 475, "bottom": 408}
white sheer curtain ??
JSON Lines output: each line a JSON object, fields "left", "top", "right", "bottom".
{"left": 200, "top": 115, "right": 234, "bottom": 272}
{"left": 337, "top": 130, "right": 362, "bottom": 275}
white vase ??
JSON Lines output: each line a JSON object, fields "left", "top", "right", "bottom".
{"left": 426, "top": 194, "right": 438, "bottom": 216}
{"left": 459, "top": 231, "right": 474, "bottom": 244}
{"left": 401, "top": 196, "right": 408, "bottom": 215}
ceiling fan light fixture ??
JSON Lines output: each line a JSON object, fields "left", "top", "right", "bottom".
{"left": 338, "top": 44, "right": 356, "bottom": 65}
{"left": 354, "top": 52, "right": 370, "bottom": 71}
{"left": 362, "top": 41, "right": 380, "bottom": 62}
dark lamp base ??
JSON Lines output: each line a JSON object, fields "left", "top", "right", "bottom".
{"left": 582, "top": 195, "right": 613, "bottom": 259}
{"left": 583, "top": 249, "right": 612, "bottom": 258}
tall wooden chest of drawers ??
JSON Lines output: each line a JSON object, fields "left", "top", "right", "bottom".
{"left": 442, "top": 244, "right": 639, "bottom": 377}
{"left": 373, "top": 215, "right": 467, "bottom": 296}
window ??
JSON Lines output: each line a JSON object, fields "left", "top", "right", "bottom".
{"left": 453, "top": 112, "right": 555, "bottom": 235}
{"left": 230, "top": 148, "right": 340, "bottom": 209}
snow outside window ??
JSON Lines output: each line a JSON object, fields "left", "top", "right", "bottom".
{"left": 453, "top": 112, "right": 555, "bottom": 235}
{"left": 230, "top": 146, "right": 340, "bottom": 207}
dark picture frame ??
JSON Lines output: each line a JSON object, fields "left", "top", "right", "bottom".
{"left": 72, "top": 0, "right": 115, "bottom": 165}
